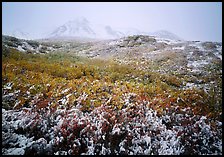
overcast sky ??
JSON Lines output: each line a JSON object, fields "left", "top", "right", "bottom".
{"left": 2, "top": 2, "right": 222, "bottom": 42}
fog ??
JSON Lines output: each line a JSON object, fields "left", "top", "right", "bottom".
{"left": 2, "top": 2, "right": 222, "bottom": 42}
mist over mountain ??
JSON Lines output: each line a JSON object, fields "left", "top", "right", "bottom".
{"left": 150, "top": 30, "right": 182, "bottom": 41}
{"left": 47, "top": 17, "right": 182, "bottom": 41}
{"left": 7, "top": 17, "right": 183, "bottom": 41}
{"left": 47, "top": 17, "right": 127, "bottom": 40}
{"left": 9, "top": 29, "right": 31, "bottom": 40}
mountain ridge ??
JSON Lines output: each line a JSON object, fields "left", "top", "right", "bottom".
{"left": 6, "top": 17, "right": 183, "bottom": 41}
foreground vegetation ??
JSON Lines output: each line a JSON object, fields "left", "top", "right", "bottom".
{"left": 2, "top": 48, "right": 222, "bottom": 119}
{"left": 2, "top": 48, "right": 222, "bottom": 155}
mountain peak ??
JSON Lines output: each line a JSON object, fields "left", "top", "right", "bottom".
{"left": 48, "top": 17, "right": 96, "bottom": 38}
{"left": 10, "top": 29, "right": 30, "bottom": 40}
{"left": 46, "top": 17, "right": 183, "bottom": 41}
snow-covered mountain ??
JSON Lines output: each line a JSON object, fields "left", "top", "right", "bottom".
{"left": 47, "top": 17, "right": 182, "bottom": 41}
{"left": 48, "top": 18, "right": 95, "bottom": 38}
{"left": 10, "top": 29, "right": 30, "bottom": 40}
{"left": 48, "top": 17, "right": 124, "bottom": 40}
{"left": 5, "top": 17, "right": 183, "bottom": 41}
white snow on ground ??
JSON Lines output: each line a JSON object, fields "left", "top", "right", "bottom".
{"left": 143, "top": 49, "right": 165, "bottom": 59}
{"left": 172, "top": 46, "right": 185, "bottom": 50}
{"left": 108, "top": 40, "right": 120, "bottom": 46}
{"left": 3, "top": 82, "right": 13, "bottom": 90}
{"left": 215, "top": 53, "right": 222, "bottom": 60}
{"left": 189, "top": 42, "right": 205, "bottom": 52}
{"left": 155, "top": 37, "right": 183, "bottom": 45}
{"left": 189, "top": 51, "right": 194, "bottom": 56}
{"left": 5, "top": 148, "right": 25, "bottom": 155}
{"left": 214, "top": 45, "right": 222, "bottom": 60}
{"left": 17, "top": 46, "right": 25, "bottom": 52}
{"left": 61, "top": 87, "right": 72, "bottom": 94}
{"left": 22, "top": 42, "right": 34, "bottom": 51}
{"left": 47, "top": 47, "right": 55, "bottom": 51}
{"left": 2, "top": 101, "right": 222, "bottom": 155}
{"left": 187, "top": 60, "right": 209, "bottom": 68}
{"left": 185, "top": 83, "right": 196, "bottom": 89}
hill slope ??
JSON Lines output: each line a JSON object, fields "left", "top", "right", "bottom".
{"left": 2, "top": 34, "right": 222, "bottom": 155}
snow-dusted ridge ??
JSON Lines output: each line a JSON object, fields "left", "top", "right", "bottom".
{"left": 48, "top": 18, "right": 184, "bottom": 41}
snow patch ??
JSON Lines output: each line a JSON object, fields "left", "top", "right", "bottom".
{"left": 17, "top": 46, "right": 25, "bottom": 52}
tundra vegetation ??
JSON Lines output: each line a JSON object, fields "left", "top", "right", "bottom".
{"left": 2, "top": 36, "right": 222, "bottom": 155}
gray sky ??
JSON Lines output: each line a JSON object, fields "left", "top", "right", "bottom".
{"left": 2, "top": 2, "right": 222, "bottom": 42}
